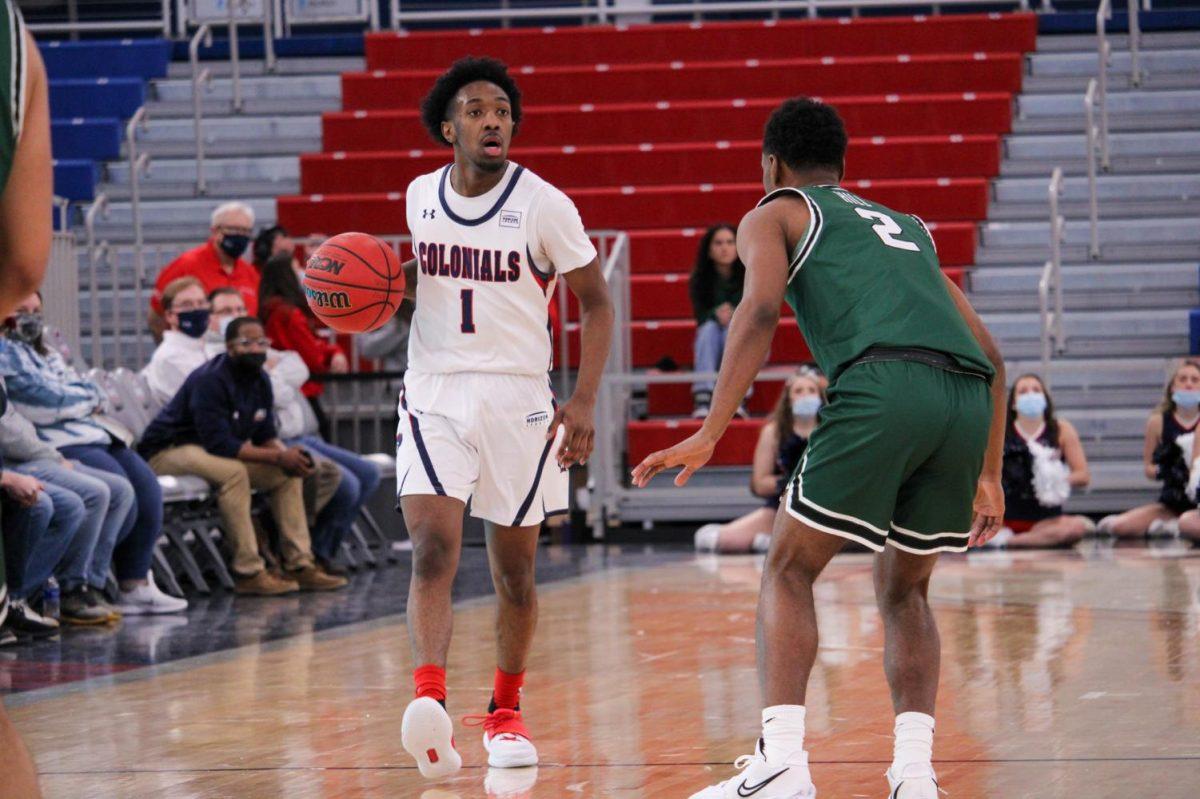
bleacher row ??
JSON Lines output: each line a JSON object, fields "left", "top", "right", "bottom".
{"left": 274, "top": 12, "right": 1039, "bottom": 468}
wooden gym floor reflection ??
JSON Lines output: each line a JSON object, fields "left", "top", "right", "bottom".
{"left": 8, "top": 546, "right": 1200, "bottom": 798}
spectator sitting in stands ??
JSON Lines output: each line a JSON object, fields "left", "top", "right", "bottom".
{"left": 147, "top": 201, "right": 260, "bottom": 340}
{"left": 1099, "top": 359, "right": 1200, "bottom": 537}
{"left": 0, "top": 292, "right": 184, "bottom": 616}
{"left": 0, "top": 375, "right": 133, "bottom": 624}
{"left": 993, "top": 374, "right": 1094, "bottom": 548}
{"left": 202, "top": 287, "right": 360, "bottom": 573}
{"left": 0, "top": 464, "right": 73, "bottom": 639}
{"left": 689, "top": 223, "right": 746, "bottom": 417}
{"left": 693, "top": 368, "right": 824, "bottom": 553}
{"left": 258, "top": 253, "right": 349, "bottom": 440}
{"left": 139, "top": 317, "right": 347, "bottom": 594}
{"left": 252, "top": 224, "right": 298, "bottom": 274}
{"left": 207, "top": 287, "right": 381, "bottom": 573}
{"left": 142, "top": 277, "right": 212, "bottom": 407}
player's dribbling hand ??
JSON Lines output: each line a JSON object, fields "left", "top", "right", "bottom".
{"left": 630, "top": 430, "right": 716, "bottom": 488}
{"left": 967, "top": 475, "right": 1005, "bottom": 547}
{"left": 548, "top": 397, "right": 594, "bottom": 469}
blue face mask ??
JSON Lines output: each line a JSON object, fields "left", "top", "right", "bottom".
{"left": 1015, "top": 392, "right": 1047, "bottom": 419}
{"left": 176, "top": 308, "right": 211, "bottom": 339}
{"left": 792, "top": 395, "right": 822, "bottom": 418}
{"left": 1172, "top": 390, "right": 1200, "bottom": 410}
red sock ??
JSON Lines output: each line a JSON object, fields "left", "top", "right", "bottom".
{"left": 413, "top": 664, "right": 446, "bottom": 703}
{"left": 492, "top": 667, "right": 524, "bottom": 710}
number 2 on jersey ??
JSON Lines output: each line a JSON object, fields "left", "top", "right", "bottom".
{"left": 855, "top": 208, "right": 920, "bottom": 252}
{"left": 460, "top": 289, "right": 476, "bottom": 334}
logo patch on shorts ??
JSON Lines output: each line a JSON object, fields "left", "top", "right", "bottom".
{"left": 253, "top": 408, "right": 268, "bottom": 423}
{"left": 525, "top": 410, "right": 549, "bottom": 428}
{"left": 499, "top": 210, "right": 523, "bottom": 229}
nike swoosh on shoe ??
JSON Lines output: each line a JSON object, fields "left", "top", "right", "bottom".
{"left": 736, "top": 769, "right": 788, "bottom": 797}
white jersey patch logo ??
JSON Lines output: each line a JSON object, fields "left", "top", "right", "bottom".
{"left": 499, "top": 209, "right": 523, "bottom": 229}
{"left": 525, "top": 410, "right": 549, "bottom": 428}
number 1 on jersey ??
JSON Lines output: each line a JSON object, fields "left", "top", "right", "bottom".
{"left": 460, "top": 289, "right": 476, "bottom": 334}
{"left": 855, "top": 208, "right": 920, "bottom": 252}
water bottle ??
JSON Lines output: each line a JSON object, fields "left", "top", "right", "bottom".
{"left": 41, "top": 577, "right": 60, "bottom": 621}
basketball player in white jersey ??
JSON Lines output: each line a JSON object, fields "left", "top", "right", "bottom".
{"left": 396, "top": 57, "right": 614, "bottom": 782}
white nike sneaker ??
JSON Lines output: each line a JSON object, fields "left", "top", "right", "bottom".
{"left": 485, "top": 765, "right": 538, "bottom": 798}
{"left": 466, "top": 707, "right": 538, "bottom": 768}
{"left": 116, "top": 572, "right": 187, "bottom": 615}
{"left": 885, "top": 765, "right": 940, "bottom": 799}
{"left": 694, "top": 524, "right": 722, "bottom": 552}
{"left": 689, "top": 739, "right": 816, "bottom": 799}
{"left": 402, "top": 697, "right": 463, "bottom": 779}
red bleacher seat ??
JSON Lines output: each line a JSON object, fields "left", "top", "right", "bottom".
{"left": 627, "top": 419, "right": 763, "bottom": 466}
{"left": 322, "top": 93, "right": 1014, "bottom": 153}
{"left": 365, "top": 13, "right": 1037, "bottom": 70}
{"left": 342, "top": 54, "right": 1023, "bottom": 111}
{"left": 278, "top": 178, "right": 988, "bottom": 235}
{"left": 563, "top": 318, "right": 811, "bottom": 370}
{"left": 300, "top": 136, "right": 999, "bottom": 195}
{"left": 625, "top": 226, "right": 976, "bottom": 271}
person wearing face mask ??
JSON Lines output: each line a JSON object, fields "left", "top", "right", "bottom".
{"left": 138, "top": 317, "right": 347, "bottom": 594}
{"left": 0, "top": 292, "right": 183, "bottom": 616}
{"left": 141, "top": 277, "right": 212, "bottom": 406}
{"left": 147, "top": 201, "right": 262, "bottom": 341}
{"left": 1100, "top": 359, "right": 1200, "bottom": 537}
{"left": 694, "top": 369, "right": 825, "bottom": 553}
{"left": 992, "top": 374, "right": 1093, "bottom": 548}
{"left": 252, "top": 224, "right": 299, "bottom": 274}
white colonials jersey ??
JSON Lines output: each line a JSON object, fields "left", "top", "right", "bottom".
{"left": 405, "top": 161, "right": 597, "bottom": 376}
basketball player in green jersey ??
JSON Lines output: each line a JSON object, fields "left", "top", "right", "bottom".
{"left": 0, "top": 1, "right": 52, "bottom": 796}
{"left": 633, "top": 98, "right": 1006, "bottom": 799}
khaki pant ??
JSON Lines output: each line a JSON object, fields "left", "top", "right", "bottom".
{"left": 149, "top": 445, "right": 315, "bottom": 576}
{"left": 304, "top": 454, "right": 343, "bottom": 525}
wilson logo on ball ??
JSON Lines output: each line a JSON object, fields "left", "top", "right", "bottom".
{"left": 304, "top": 285, "right": 351, "bottom": 309}
{"left": 306, "top": 254, "right": 348, "bottom": 276}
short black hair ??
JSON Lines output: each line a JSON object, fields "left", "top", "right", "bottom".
{"left": 420, "top": 56, "right": 522, "bottom": 147}
{"left": 225, "top": 315, "right": 261, "bottom": 343}
{"left": 762, "top": 97, "right": 847, "bottom": 175}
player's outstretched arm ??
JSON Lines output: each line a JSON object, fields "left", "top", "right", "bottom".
{"left": 552, "top": 259, "right": 613, "bottom": 469}
{"left": 942, "top": 272, "right": 1006, "bottom": 546}
{"left": 631, "top": 202, "right": 794, "bottom": 488}
{"left": 0, "top": 31, "right": 50, "bottom": 320}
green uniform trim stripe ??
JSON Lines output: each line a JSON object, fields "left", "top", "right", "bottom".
{"left": 6, "top": 0, "right": 25, "bottom": 141}
{"left": 757, "top": 186, "right": 823, "bottom": 282}
{"left": 888, "top": 523, "right": 970, "bottom": 555}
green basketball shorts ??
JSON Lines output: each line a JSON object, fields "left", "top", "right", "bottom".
{"left": 783, "top": 358, "right": 992, "bottom": 554}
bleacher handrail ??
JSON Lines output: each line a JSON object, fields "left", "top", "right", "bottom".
{"left": 126, "top": 108, "right": 150, "bottom": 368}
{"left": 1083, "top": 78, "right": 1101, "bottom": 259}
{"left": 1039, "top": 167, "right": 1065, "bottom": 388}
{"left": 190, "top": 25, "right": 214, "bottom": 196}
{"left": 390, "top": 0, "right": 1032, "bottom": 29}
{"left": 85, "top": 194, "right": 111, "bottom": 368}
{"left": 1095, "top": 0, "right": 1112, "bottom": 172}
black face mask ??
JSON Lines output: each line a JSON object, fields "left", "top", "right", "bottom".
{"left": 9, "top": 313, "right": 43, "bottom": 345}
{"left": 230, "top": 352, "right": 266, "bottom": 373}
{"left": 176, "top": 308, "right": 211, "bottom": 339}
{"left": 219, "top": 234, "right": 250, "bottom": 259}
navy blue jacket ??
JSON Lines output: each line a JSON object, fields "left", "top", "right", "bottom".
{"left": 139, "top": 354, "right": 276, "bottom": 460}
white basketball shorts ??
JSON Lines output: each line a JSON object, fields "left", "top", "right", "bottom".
{"left": 395, "top": 370, "right": 569, "bottom": 527}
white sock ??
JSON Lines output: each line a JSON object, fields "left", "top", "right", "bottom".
{"left": 891, "top": 712, "right": 935, "bottom": 779}
{"left": 761, "top": 705, "right": 806, "bottom": 764}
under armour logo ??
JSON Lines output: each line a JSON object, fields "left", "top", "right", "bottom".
{"left": 423, "top": 209, "right": 436, "bottom": 219}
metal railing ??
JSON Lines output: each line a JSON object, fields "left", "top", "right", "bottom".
{"left": 125, "top": 108, "right": 150, "bottom": 367}
{"left": 1039, "top": 167, "right": 1066, "bottom": 387}
{"left": 84, "top": 194, "right": 110, "bottom": 367}
{"left": 190, "top": 25, "right": 214, "bottom": 196}
{"left": 1084, "top": 79, "right": 1103, "bottom": 260}
{"left": 1095, "top": 0, "right": 1113, "bottom": 172}
{"left": 390, "top": 0, "right": 1032, "bottom": 29}
{"left": 26, "top": 0, "right": 171, "bottom": 37}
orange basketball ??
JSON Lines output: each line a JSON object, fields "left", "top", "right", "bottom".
{"left": 302, "top": 232, "right": 405, "bottom": 334}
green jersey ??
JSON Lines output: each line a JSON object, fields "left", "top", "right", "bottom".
{"left": 760, "top": 184, "right": 994, "bottom": 383}
{"left": 0, "top": 0, "right": 27, "bottom": 194}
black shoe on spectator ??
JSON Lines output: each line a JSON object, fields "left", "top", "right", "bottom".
{"left": 6, "top": 599, "right": 60, "bottom": 638}
{"left": 316, "top": 556, "right": 349, "bottom": 578}
{"left": 61, "top": 588, "right": 114, "bottom": 626}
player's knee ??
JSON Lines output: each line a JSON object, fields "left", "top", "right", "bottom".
{"left": 762, "top": 535, "right": 821, "bottom": 586}
{"left": 495, "top": 569, "right": 536, "bottom": 608}
{"left": 410, "top": 531, "right": 456, "bottom": 581}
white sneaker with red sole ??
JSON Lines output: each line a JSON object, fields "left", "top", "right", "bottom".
{"left": 402, "top": 697, "right": 462, "bottom": 779}
{"left": 465, "top": 707, "right": 538, "bottom": 768}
